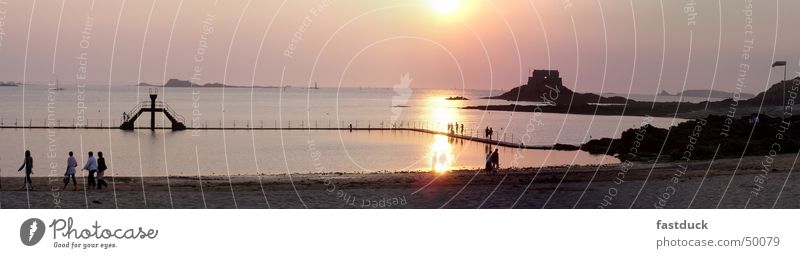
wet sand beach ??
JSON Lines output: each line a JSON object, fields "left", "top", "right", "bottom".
{"left": 1, "top": 154, "right": 798, "bottom": 209}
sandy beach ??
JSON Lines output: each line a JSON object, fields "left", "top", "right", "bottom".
{"left": 1, "top": 154, "right": 797, "bottom": 209}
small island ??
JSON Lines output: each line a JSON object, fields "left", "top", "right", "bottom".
{"left": 445, "top": 96, "right": 469, "bottom": 100}
{"left": 139, "top": 79, "right": 287, "bottom": 89}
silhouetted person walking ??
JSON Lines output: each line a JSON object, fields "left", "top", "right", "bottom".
{"left": 96, "top": 152, "right": 107, "bottom": 189}
{"left": 17, "top": 150, "right": 33, "bottom": 190}
{"left": 83, "top": 151, "right": 97, "bottom": 189}
{"left": 490, "top": 148, "right": 499, "bottom": 174}
{"left": 63, "top": 151, "right": 78, "bottom": 191}
{"left": 460, "top": 124, "right": 464, "bottom": 135}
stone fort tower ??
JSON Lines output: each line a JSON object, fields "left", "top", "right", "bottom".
{"left": 527, "top": 70, "right": 563, "bottom": 87}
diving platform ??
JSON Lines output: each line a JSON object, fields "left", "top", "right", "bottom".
{"left": 120, "top": 88, "right": 186, "bottom": 131}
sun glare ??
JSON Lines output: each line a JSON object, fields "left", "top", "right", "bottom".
{"left": 428, "top": 0, "right": 461, "bottom": 14}
{"left": 431, "top": 135, "right": 454, "bottom": 173}
{"left": 425, "top": 97, "right": 460, "bottom": 173}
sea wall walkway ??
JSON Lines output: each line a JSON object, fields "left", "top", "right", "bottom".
{"left": 0, "top": 123, "right": 558, "bottom": 150}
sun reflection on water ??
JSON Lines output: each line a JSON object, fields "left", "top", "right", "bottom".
{"left": 430, "top": 135, "right": 454, "bottom": 173}
{"left": 425, "top": 96, "right": 461, "bottom": 173}
{"left": 425, "top": 96, "right": 461, "bottom": 133}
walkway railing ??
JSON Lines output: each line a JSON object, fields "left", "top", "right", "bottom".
{"left": 122, "top": 100, "right": 186, "bottom": 125}
{"left": 0, "top": 118, "right": 541, "bottom": 148}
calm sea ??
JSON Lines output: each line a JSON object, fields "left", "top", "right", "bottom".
{"left": 0, "top": 85, "right": 682, "bottom": 176}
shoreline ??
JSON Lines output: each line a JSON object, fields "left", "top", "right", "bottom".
{"left": 1, "top": 154, "right": 797, "bottom": 208}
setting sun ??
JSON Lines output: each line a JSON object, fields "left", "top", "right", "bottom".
{"left": 428, "top": 0, "right": 461, "bottom": 14}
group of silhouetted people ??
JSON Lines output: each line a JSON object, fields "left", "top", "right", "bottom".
{"left": 12, "top": 150, "right": 108, "bottom": 191}
{"left": 484, "top": 127, "right": 495, "bottom": 140}
{"left": 447, "top": 122, "right": 464, "bottom": 135}
{"left": 76, "top": 151, "right": 109, "bottom": 190}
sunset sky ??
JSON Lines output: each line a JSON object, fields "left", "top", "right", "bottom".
{"left": 0, "top": 0, "right": 797, "bottom": 94}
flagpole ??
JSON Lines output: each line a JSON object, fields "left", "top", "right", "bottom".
{"left": 772, "top": 61, "right": 788, "bottom": 110}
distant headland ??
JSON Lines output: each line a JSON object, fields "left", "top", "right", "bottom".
{"left": 658, "top": 89, "right": 755, "bottom": 99}
{"left": 139, "top": 79, "right": 289, "bottom": 89}
{"left": 0, "top": 81, "right": 20, "bottom": 87}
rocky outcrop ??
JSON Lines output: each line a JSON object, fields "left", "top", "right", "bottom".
{"left": 581, "top": 114, "right": 800, "bottom": 161}
{"left": 742, "top": 77, "right": 800, "bottom": 106}
{"left": 164, "top": 79, "right": 194, "bottom": 88}
{"left": 486, "top": 70, "right": 628, "bottom": 105}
